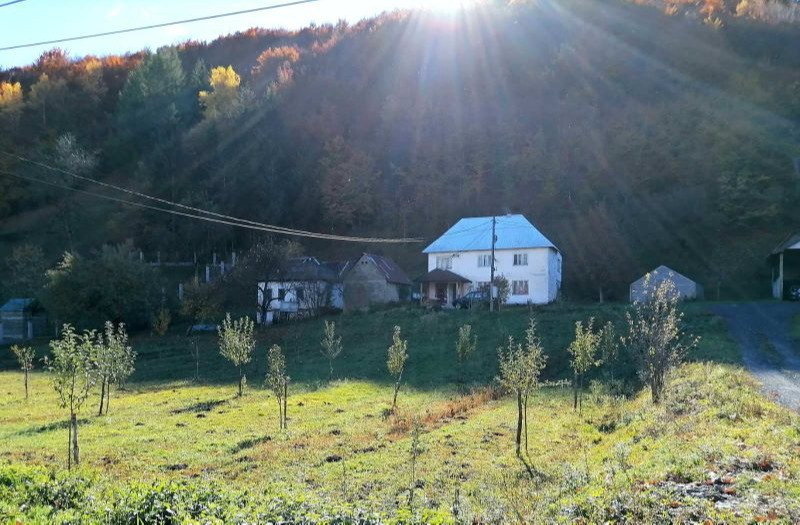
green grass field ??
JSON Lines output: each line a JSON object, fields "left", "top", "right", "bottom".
{"left": 1, "top": 304, "right": 798, "bottom": 523}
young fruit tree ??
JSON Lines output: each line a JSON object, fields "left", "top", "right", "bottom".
{"left": 387, "top": 325, "right": 409, "bottom": 411}
{"left": 320, "top": 320, "right": 343, "bottom": 379}
{"left": 497, "top": 318, "right": 547, "bottom": 457}
{"left": 567, "top": 318, "right": 600, "bottom": 412}
{"left": 599, "top": 320, "right": 619, "bottom": 382}
{"left": 46, "top": 324, "right": 97, "bottom": 469}
{"left": 455, "top": 324, "right": 477, "bottom": 383}
{"left": 10, "top": 345, "right": 35, "bottom": 399}
{"left": 218, "top": 313, "right": 256, "bottom": 396}
{"left": 95, "top": 321, "right": 135, "bottom": 415}
{"left": 623, "top": 276, "right": 698, "bottom": 404}
{"left": 266, "top": 344, "right": 289, "bottom": 429}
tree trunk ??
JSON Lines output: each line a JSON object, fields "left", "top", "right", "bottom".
{"left": 392, "top": 370, "right": 404, "bottom": 411}
{"left": 598, "top": 286, "right": 604, "bottom": 303}
{"left": 515, "top": 392, "right": 523, "bottom": 457}
{"left": 579, "top": 374, "right": 584, "bottom": 415}
{"left": 277, "top": 398, "right": 283, "bottom": 430}
{"left": 98, "top": 380, "right": 106, "bottom": 416}
{"left": 283, "top": 380, "right": 288, "bottom": 429}
{"left": 523, "top": 394, "right": 529, "bottom": 456}
{"left": 67, "top": 415, "right": 72, "bottom": 470}
{"left": 105, "top": 384, "right": 111, "bottom": 415}
{"left": 24, "top": 370, "right": 28, "bottom": 399}
{"left": 573, "top": 371, "right": 578, "bottom": 410}
{"left": 238, "top": 367, "right": 243, "bottom": 397}
{"left": 329, "top": 359, "right": 333, "bottom": 381}
{"left": 70, "top": 412, "right": 79, "bottom": 466}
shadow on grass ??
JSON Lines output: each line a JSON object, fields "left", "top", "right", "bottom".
{"left": 17, "top": 417, "right": 91, "bottom": 436}
{"left": 171, "top": 398, "right": 229, "bottom": 414}
{"left": 230, "top": 435, "right": 273, "bottom": 454}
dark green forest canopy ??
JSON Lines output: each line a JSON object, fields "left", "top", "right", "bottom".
{"left": 0, "top": 0, "right": 798, "bottom": 301}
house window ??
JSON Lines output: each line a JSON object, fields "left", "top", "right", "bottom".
{"left": 475, "top": 281, "right": 490, "bottom": 292}
{"left": 278, "top": 288, "right": 286, "bottom": 300}
{"left": 296, "top": 288, "right": 305, "bottom": 301}
{"left": 477, "top": 254, "right": 492, "bottom": 267}
{"left": 512, "top": 280, "right": 529, "bottom": 295}
{"left": 265, "top": 288, "right": 273, "bottom": 301}
{"left": 436, "top": 256, "right": 453, "bottom": 270}
{"left": 513, "top": 253, "right": 528, "bottom": 266}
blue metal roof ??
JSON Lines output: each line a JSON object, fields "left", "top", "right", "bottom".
{"left": 423, "top": 215, "right": 557, "bottom": 254}
{"left": 0, "top": 298, "right": 35, "bottom": 312}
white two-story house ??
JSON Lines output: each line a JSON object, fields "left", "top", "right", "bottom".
{"left": 419, "top": 214, "right": 562, "bottom": 306}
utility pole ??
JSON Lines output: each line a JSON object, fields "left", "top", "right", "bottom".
{"left": 490, "top": 215, "right": 496, "bottom": 312}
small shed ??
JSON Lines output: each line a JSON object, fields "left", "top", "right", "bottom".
{"left": 769, "top": 233, "right": 800, "bottom": 300}
{"left": 629, "top": 266, "right": 703, "bottom": 303}
{"left": 0, "top": 298, "right": 48, "bottom": 342}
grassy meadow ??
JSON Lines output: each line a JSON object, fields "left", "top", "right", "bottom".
{"left": 2, "top": 304, "right": 799, "bottom": 523}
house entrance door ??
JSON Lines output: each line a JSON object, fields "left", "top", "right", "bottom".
{"left": 435, "top": 283, "right": 447, "bottom": 302}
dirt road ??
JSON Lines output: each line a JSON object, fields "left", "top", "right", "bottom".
{"left": 711, "top": 302, "right": 800, "bottom": 412}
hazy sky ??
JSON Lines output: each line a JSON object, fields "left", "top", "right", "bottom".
{"left": 0, "top": 0, "right": 462, "bottom": 68}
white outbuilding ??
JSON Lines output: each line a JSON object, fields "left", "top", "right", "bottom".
{"left": 629, "top": 265, "right": 704, "bottom": 303}
{"left": 420, "top": 214, "right": 562, "bottom": 306}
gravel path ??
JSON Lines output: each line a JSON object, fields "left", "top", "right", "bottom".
{"left": 711, "top": 302, "right": 800, "bottom": 412}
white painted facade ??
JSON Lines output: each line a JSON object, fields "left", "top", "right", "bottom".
{"left": 256, "top": 280, "right": 344, "bottom": 324}
{"left": 426, "top": 247, "right": 562, "bottom": 305}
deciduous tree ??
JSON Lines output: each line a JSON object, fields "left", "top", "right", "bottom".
{"left": 497, "top": 318, "right": 547, "bottom": 457}
{"left": 95, "top": 321, "right": 135, "bottom": 415}
{"left": 320, "top": 320, "right": 343, "bottom": 380}
{"left": 199, "top": 66, "right": 243, "bottom": 121}
{"left": 218, "top": 313, "right": 255, "bottom": 396}
{"left": 267, "top": 344, "right": 289, "bottom": 429}
{"left": 455, "top": 324, "right": 477, "bottom": 383}
{"left": 387, "top": 325, "right": 408, "bottom": 411}
{"left": 46, "top": 324, "right": 97, "bottom": 469}
{"left": 10, "top": 345, "right": 35, "bottom": 399}
{"left": 568, "top": 318, "right": 600, "bottom": 412}
{"left": 623, "top": 275, "right": 698, "bottom": 404}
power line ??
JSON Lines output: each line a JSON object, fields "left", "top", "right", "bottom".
{"left": 4, "top": 169, "right": 421, "bottom": 244}
{"left": 0, "top": 0, "right": 320, "bottom": 52}
{"left": 0, "top": 169, "right": 423, "bottom": 243}
{"left": 2, "top": 152, "right": 421, "bottom": 243}
{"left": 0, "top": 0, "right": 27, "bottom": 8}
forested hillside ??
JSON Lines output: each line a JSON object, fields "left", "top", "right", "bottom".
{"left": 1, "top": 0, "right": 799, "bottom": 301}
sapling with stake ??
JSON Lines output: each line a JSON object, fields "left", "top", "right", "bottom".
{"left": 10, "top": 344, "right": 35, "bottom": 399}
{"left": 218, "top": 313, "right": 256, "bottom": 396}
{"left": 320, "top": 320, "right": 343, "bottom": 380}
{"left": 387, "top": 325, "right": 409, "bottom": 412}
{"left": 46, "top": 324, "right": 97, "bottom": 469}
{"left": 267, "top": 344, "right": 289, "bottom": 429}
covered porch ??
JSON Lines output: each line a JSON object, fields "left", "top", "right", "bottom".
{"left": 417, "top": 269, "right": 471, "bottom": 308}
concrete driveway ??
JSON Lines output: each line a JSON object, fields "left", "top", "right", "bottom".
{"left": 711, "top": 302, "right": 800, "bottom": 412}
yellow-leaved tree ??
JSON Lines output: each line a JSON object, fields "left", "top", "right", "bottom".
{"left": 199, "top": 65, "right": 242, "bottom": 121}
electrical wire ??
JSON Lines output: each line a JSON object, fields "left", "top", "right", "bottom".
{"left": 0, "top": 0, "right": 27, "bottom": 8}
{"left": 2, "top": 152, "right": 423, "bottom": 243}
{"left": 0, "top": 169, "right": 423, "bottom": 244}
{"left": 0, "top": 0, "right": 320, "bottom": 51}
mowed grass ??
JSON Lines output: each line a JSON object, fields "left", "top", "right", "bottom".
{"left": 3, "top": 303, "right": 798, "bottom": 522}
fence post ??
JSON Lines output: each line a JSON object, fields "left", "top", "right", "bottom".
{"left": 27, "top": 320, "right": 33, "bottom": 339}
{"left": 205, "top": 265, "right": 211, "bottom": 283}
{"left": 178, "top": 283, "right": 184, "bottom": 301}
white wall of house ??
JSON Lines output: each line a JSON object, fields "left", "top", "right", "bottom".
{"left": 426, "top": 247, "right": 561, "bottom": 305}
{"left": 256, "top": 280, "right": 344, "bottom": 323}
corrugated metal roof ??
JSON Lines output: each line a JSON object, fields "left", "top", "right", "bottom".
{"left": 0, "top": 298, "right": 36, "bottom": 312}
{"left": 631, "top": 265, "right": 697, "bottom": 287}
{"left": 771, "top": 233, "right": 800, "bottom": 255}
{"left": 423, "top": 214, "right": 557, "bottom": 254}
{"left": 357, "top": 253, "right": 412, "bottom": 286}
